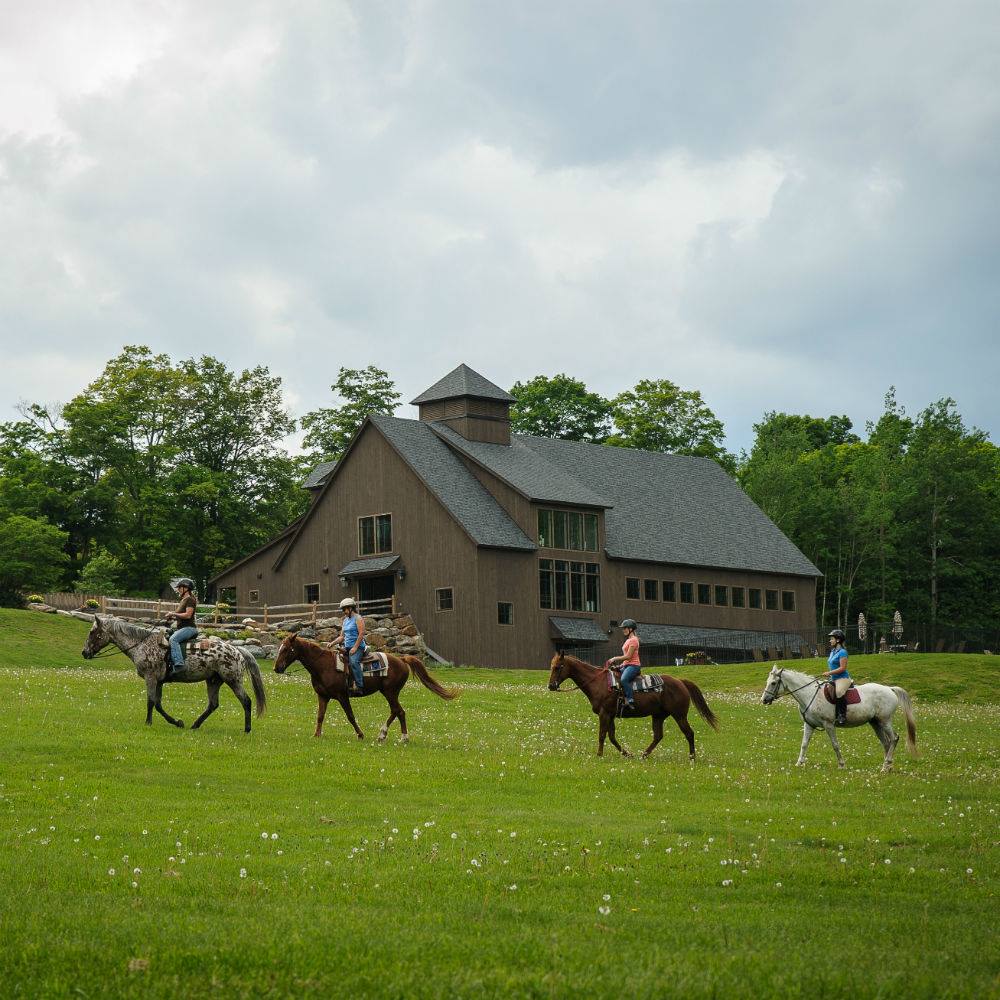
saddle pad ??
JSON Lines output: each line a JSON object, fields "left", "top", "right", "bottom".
{"left": 823, "top": 683, "right": 861, "bottom": 705}
{"left": 362, "top": 652, "right": 389, "bottom": 675}
{"left": 607, "top": 671, "right": 663, "bottom": 693}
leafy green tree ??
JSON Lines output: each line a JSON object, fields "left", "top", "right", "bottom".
{"left": 301, "top": 367, "right": 401, "bottom": 462}
{"left": 75, "top": 548, "right": 125, "bottom": 595}
{"left": 509, "top": 375, "right": 612, "bottom": 441}
{"left": 609, "top": 379, "right": 734, "bottom": 471}
{"left": 0, "top": 515, "right": 68, "bottom": 606}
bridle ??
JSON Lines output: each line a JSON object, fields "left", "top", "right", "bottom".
{"left": 85, "top": 621, "right": 159, "bottom": 660}
{"left": 766, "top": 667, "right": 823, "bottom": 716}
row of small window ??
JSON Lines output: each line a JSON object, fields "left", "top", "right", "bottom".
{"left": 537, "top": 508, "right": 599, "bottom": 552}
{"left": 436, "top": 587, "right": 514, "bottom": 625}
{"left": 626, "top": 578, "right": 796, "bottom": 612}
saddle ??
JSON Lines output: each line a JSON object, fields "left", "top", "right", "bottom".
{"left": 606, "top": 667, "right": 663, "bottom": 695}
{"left": 336, "top": 649, "right": 390, "bottom": 676}
{"left": 823, "top": 682, "right": 861, "bottom": 706}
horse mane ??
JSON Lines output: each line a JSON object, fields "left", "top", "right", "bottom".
{"left": 560, "top": 652, "right": 602, "bottom": 672}
{"left": 107, "top": 617, "right": 156, "bottom": 643}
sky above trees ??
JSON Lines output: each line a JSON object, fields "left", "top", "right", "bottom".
{"left": 1, "top": 1, "right": 998, "bottom": 453}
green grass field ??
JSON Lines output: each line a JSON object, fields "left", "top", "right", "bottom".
{"left": 1, "top": 610, "right": 997, "bottom": 998}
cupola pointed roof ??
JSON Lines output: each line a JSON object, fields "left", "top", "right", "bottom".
{"left": 410, "top": 364, "right": 514, "bottom": 405}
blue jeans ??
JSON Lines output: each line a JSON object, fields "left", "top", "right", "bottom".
{"left": 349, "top": 644, "right": 366, "bottom": 689}
{"left": 621, "top": 665, "right": 641, "bottom": 703}
{"left": 170, "top": 626, "right": 198, "bottom": 667}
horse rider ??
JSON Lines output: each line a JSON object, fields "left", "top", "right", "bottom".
{"left": 824, "top": 628, "right": 851, "bottom": 725}
{"left": 608, "top": 619, "right": 641, "bottom": 709}
{"left": 165, "top": 578, "right": 198, "bottom": 677}
{"left": 333, "top": 596, "right": 367, "bottom": 692}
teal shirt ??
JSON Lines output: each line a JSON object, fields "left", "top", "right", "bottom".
{"left": 828, "top": 647, "right": 850, "bottom": 679}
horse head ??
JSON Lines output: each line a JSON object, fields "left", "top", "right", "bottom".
{"left": 82, "top": 615, "right": 111, "bottom": 660}
{"left": 760, "top": 665, "right": 784, "bottom": 704}
{"left": 273, "top": 634, "right": 299, "bottom": 674}
{"left": 548, "top": 650, "right": 568, "bottom": 691}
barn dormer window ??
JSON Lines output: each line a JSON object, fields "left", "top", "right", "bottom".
{"left": 537, "top": 509, "right": 599, "bottom": 552}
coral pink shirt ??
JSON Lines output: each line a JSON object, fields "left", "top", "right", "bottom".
{"left": 622, "top": 635, "right": 640, "bottom": 666}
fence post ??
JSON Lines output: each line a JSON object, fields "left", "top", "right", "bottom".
{"left": 391, "top": 594, "right": 397, "bottom": 615}
{"left": 311, "top": 601, "right": 317, "bottom": 624}
{"left": 100, "top": 595, "right": 108, "bottom": 614}
{"left": 263, "top": 605, "right": 269, "bottom": 627}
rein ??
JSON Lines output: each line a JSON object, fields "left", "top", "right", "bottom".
{"left": 770, "top": 670, "right": 823, "bottom": 717}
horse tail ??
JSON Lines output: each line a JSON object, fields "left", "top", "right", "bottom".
{"left": 403, "top": 655, "right": 459, "bottom": 701}
{"left": 682, "top": 679, "right": 720, "bottom": 731}
{"left": 891, "top": 686, "right": 917, "bottom": 754}
{"left": 240, "top": 647, "right": 268, "bottom": 718}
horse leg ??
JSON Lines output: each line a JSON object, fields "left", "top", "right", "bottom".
{"left": 822, "top": 722, "right": 845, "bottom": 768}
{"left": 153, "top": 680, "right": 184, "bottom": 728}
{"left": 642, "top": 716, "right": 664, "bottom": 758}
{"left": 337, "top": 695, "right": 364, "bottom": 740}
{"left": 225, "top": 676, "right": 252, "bottom": 733}
{"left": 797, "top": 721, "right": 816, "bottom": 765}
{"left": 144, "top": 676, "right": 156, "bottom": 725}
{"left": 379, "top": 691, "right": 403, "bottom": 743}
{"left": 607, "top": 718, "right": 630, "bottom": 758}
{"left": 315, "top": 695, "right": 329, "bottom": 737}
{"left": 674, "top": 714, "right": 696, "bottom": 761}
{"left": 878, "top": 718, "right": 899, "bottom": 772}
{"left": 597, "top": 713, "right": 610, "bottom": 756}
{"left": 191, "top": 675, "right": 222, "bottom": 730}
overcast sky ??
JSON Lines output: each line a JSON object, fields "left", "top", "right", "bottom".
{"left": 2, "top": 0, "right": 998, "bottom": 455}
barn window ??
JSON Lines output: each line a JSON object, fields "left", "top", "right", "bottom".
{"left": 359, "top": 513, "right": 392, "bottom": 555}
{"left": 626, "top": 577, "right": 640, "bottom": 600}
{"left": 782, "top": 590, "right": 796, "bottom": 612}
{"left": 498, "top": 602, "right": 514, "bottom": 626}
{"left": 765, "top": 589, "right": 779, "bottom": 611}
{"left": 697, "top": 584, "right": 711, "bottom": 605}
{"left": 680, "top": 582, "right": 694, "bottom": 604}
{"left": 304, "top": 583, "right": 319, "bottom": 604}
{"left": 644, "top": 579, "right": 658, "bottom": 601}
{"left": 541, "top": 560, "right": 600, "bottom": 611}
{"left": 248, "top": 590, "right": 259, "bottom": 604}
{"left": 731, "top": 587, "right": 745, "bottom": 608}
{"left": 536, "top": 508, "right": 599, "bottom": 552}
{"left": 662, "top": 581, "right": 676, "bottom": 602}
{"left": 435, "top": 587, "right": 454, "bottom": 612}
{"left": 715, "top": 585, "right": 728, "bottom": 606}
{"left": 748, "top": 588, "right": 762, "bottom": 610}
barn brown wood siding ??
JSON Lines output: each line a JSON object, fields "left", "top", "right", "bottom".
{"left": 212, "top": 422, "right": 818, "bottom": 668}
{"left": 419, "top": 398, "right": 511, "bottom": 445}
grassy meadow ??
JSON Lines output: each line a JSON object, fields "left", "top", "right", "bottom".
{"left": 0, "top": 609, "right": 997, "bottom": 998}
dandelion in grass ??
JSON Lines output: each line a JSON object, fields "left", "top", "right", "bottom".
{"left": 108, "top": 868, "right": 116, "bottom": 876}
{"left": 602, "top": 893, "right": 611, "bottom": 901}
{"left": 261, "top": 832, "right": 268, "bottom": 839}
{"left": 598, "top": 905, "right": 611, "bottom": 916}
{"left": 271, "top": 833, "right": 278, "bottom": 840}
{"left": 240, "top": 868, "right": 247, "bottom": 878}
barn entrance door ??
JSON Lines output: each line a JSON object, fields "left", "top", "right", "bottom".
{"left": 358, "top": 574, "right": 395, "bottom": 613}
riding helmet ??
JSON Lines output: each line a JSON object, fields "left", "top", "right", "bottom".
{"left": 339, "top": 597, "right": 358, "bottom": 609}
{"left": 621, "top": 618, "right": 637, "bottom": 631}
{"left": 828, "top": 628, "right": 846, "bottom": 642}
{"left": 175, "top": 577, "right": 195, "bottom": 591}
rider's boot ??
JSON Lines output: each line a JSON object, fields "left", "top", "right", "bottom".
{"left": 835, "top": 696, "right": 848, "bottom": 726}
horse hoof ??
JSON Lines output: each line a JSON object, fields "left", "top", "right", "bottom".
{"left": 175, "top": 720, "right": 185, "bottom": 729}
{"left": 357, "top": 734, "right": 364, "bottom": 741}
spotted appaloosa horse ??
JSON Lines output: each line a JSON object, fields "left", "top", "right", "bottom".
{"left": 82, "top": 615, "right": 267, "bottom": 732}
{"left": 273, "top": 634, "right": 458, "bottom": 741}
{"left": 548, "top": 651, "right": 719, "bottom": 759}
{"left": 761, "top": 665, "right": 917, "bottom": 771}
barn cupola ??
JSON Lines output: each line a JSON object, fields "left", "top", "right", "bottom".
{"left": 411, "top": 364, "right": 513, "bottom": 445}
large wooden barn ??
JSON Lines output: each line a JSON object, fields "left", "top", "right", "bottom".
{"left": 209, "top": 364, "right": 820, "bottom": 668}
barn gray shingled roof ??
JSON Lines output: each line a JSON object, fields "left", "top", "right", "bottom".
{"left": 302, "top": 460, "right": 337, "bottom": 489}
{"left": 522, "top": 435, "right": 820, "bottom": 576}
{"left": 431, "top": 423, "right": 612, "bottom": 508}
{"left": 369, "top": 414, "right": 536, "bottom": 551}
{"left": 410, "top": 363, "right": 515, "bottom": 405}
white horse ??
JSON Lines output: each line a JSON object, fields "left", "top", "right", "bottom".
{"left": 761, "top": 665, "right": 916, "bottom": 771}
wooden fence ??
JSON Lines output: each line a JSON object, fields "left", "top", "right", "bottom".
{"left": 102, "top": 595, "right": 397, "bottom": 625}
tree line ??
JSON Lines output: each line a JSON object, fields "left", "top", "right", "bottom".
{"left": 2, "top": 348, "right": 997, "bottom": 631}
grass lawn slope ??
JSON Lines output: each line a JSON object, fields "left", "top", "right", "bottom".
{"left": 1, "top": 608, "right": 997, "bottom": 998}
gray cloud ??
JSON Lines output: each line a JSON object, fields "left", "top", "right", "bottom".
{"left": 1, "top": 0, "right": 997, "bottom": 452}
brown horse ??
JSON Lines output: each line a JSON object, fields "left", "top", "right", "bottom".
{"left": 548, "top": 651, "right": 719, "bottom": 759}
{"left": 273, "top": 634, "right": 458, "bottom": 740}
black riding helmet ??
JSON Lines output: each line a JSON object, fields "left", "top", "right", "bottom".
{"left": 828, "top": 628, "right": 846, "bottom": 643}
{"left": 621, "top": 619, "right": 638, "bottom": 631}
{"left": 175, "top": 577, "right": 195, "bottom": 591}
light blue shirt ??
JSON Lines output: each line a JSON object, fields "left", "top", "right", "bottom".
{"left": 342, "top": 614, "right": 363, "bottom": 650}
{"left": 828, "top": 646, "right": 850, "bottom": 678}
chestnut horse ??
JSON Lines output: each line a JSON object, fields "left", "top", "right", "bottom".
{"left": 548, "top": 651, "right": 719, "bottom": 759}
{"left": 273, "top": 634, "right": 457, "bottom": 740}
